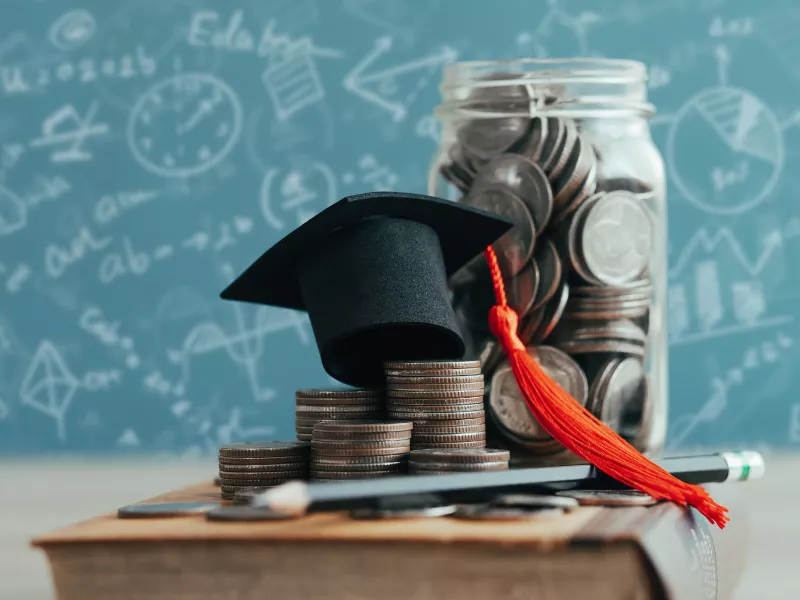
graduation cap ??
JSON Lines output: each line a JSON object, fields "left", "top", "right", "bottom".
{"left": 221, "top": 190, "right": 730, "bottom": 530}
{"left": 220, "top": 191, "right": 513, "bottom": 387}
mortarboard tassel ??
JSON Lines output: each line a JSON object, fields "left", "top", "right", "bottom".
{"left": 483, "top": 245, "right": 730, "bottom": 529}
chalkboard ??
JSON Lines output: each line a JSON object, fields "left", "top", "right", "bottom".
{"left": 1, "top": 0, "right": 798, "bottom": 456}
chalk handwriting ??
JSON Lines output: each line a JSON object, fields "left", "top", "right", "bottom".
{"left": 143, "top": 370, "right": 185, "bottom": 397}
{"left": 1, "top": 46, "right": 156, "bottom": 96}
{"left": 4, "top": 263, "right": 31, "bottom": 294}
{"left": 25, "top": 176, "right": 72, "bottom": 208}
{"left": 0, "top": 185, "right": 26, "bottom": 236}
{"left": 79, "top": 306, "right": 140, "bottom": 369}
{"left": 187, "top": 10, "right": 343, "bottom": 61}
{"left": 709, "top": 16, "right": 753, "bottom": 37}
{"left": 48, "top": 9, "right": 96, "bottom": 51}
{"left": 45, "top": 227, "right": 113, "bottom": 279}
{"left": 342, "top": 154, "right": 398, "bottom": 189}
{"left": 93, "top": 189, "right": 159, "bottom": 225}
{"left": 98, "top": 237, "right": 150, "bottom": 284}
{"left": 29, "top": 102, "right": 110, "bottom": 164}
{"left": 260, "top": 163, "right": 337, "bottom": 230}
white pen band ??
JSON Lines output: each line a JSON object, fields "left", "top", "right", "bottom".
{"left": 721, "top": 451, "right": 765, "bottom": 482}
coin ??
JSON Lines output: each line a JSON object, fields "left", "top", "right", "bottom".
{"left": 311, "top": 430, "right": 413, "bottom": 442}
{"left": 312, "top": 439, "right": 412, "bottom": 450}
{"left": 553, "top": 160, "right": 598, "bottom": 225}
{"left": 409, "top": 448, "right": 510, "bottom": 463}
{"left": 538, "top": 117, "right": 566, "bottom": 175}
{"left": 311, "top": 460, "right": 406, "bottom": 472}
{"left": 384, "top": 359, "right": 480, "bottom": 371}
{"left": 218, "top": 462, "right": 309, "bottom": 472}
{"left": 471, "top": 153, "right": 554, "bottom": 231}
{"left": 313, "top": 420, "right": 414, "bottom": 434}
{"left": 578, "top": 191, "right": 653, "bottom": 286}
{"left": 385, "top": 374, "right": 484, "bottom": 385}
{"left": 456, "top": 115, "right": 531, "bottom": 164}
{"left": 295, "top": 404, "right": 383, "bottom": 414}
{"left": 218, "top": 441, "right": 310, "bottom": 459}
{"left": 489, "top": 346, "right": 587, "bottom": 446}
{"left": 531, "top": 238, "right": 562, "bottom": 311}
{"left": 454, "top": 504, "right": 565, "bottom": 521}
{"left": 311, "top": 447, "right": 410, "bottom": 458}
{"left": 310, "top": 469, "right": 402, "bottom": 479}
{"left": 386, "top": 395, "right": 483, "bottom": 406}
{"left": 555, "top": 489, "right": 658, "bottom": 506}
{"left": 313, "top": 455, "right": 408, "bottom": 467}
{"left": 554, "top": 339, "right": 645, "bottom": 358}
{"left": 619, "top": 372, "right": 653, "bottom": 451}
{"left": 547, "top": 118, "right": 578, "bottom": 183}
{"left": 385, "top": 389, "right": 485, "bottom": 400}
{"left": 526, "top": 280, "right": 570, "bottom": 344}
{"left": 519, "top": 115, "right": 549, "bottom": 162}
{"left": 349, "top": 505, "right": 456, "bottom": 519}
{"left": 595, "top": 176, "right": 654, "bottom": 196}
{"left": 412, "top": 423, "right": 487, "bottom": 434}
{"left": 117, "top": 501, "right": 221, "bottom": 518}
{"left": 461, "top": 186, "right": 536, "bottom": 278}
{"left": 593, "top": 357, "right": 646, "bottom": 434}
{"left": 218, "top": 469, "right": 309, "bottom": 481}
{"left": 490, "top": 493, "right": 580, "bottom": 510}
{"left": 412, "top": 416, "right": 486, "bottom": 428}
{"left": 295, "top": 388, "right": 382, "bottom": 400}
{"left": 389, "top": 408, "right": 485, "bottom": 420}
{"left": 384, "top": 366, "right": 482, "bottom": 377}
{"left": 551, "top": 318, "right": 647, "bottom": 345}
{"left": 386, "top": 380, "right": 484, "bottom": 392}
{"left": 411, "top": 431, "right": 487, "bottom": 443}
{"left": 218, "top": 455, "right": 309, "bottom": 466}
{"left": 206, "top": 506, "right": 298, "bottom": 521}
{"left": 409, "top": 460, "right": 507, "bottom": 471}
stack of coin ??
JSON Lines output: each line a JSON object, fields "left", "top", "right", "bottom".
{"left": 310, "top": 420, "right": 413, "bottom": 481}
{"left": 408, "top": 448, "right": 510, "bottom": 474}
{"left": 295, "top": 388, "right": 383, "bottom": 442}
{"left": 383, "top": 360, "right": 487, "bottom": 449}
{"left": 218, "top": 441, "right": 310, "bottom": 500}
{"left": 438, "top": 84, "right": 658, "bottom": 454}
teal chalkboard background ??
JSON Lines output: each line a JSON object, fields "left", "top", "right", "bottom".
{"left": 1, "top": 0, "right": 799, "bottom": 456}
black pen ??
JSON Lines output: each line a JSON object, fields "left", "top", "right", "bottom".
{"left": 252, "top": 450, "right": 765, "bottom": 515}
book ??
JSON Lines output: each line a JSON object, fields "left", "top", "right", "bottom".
{"left": 31, "top": 480, "right": 749, "bottom": 600}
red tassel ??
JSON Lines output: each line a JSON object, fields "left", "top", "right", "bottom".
{"left": 483, "top": 246, "right": 730, "bottom": 529}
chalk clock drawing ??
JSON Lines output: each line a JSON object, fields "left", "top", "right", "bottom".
{"left": 127, "top": 73, "right": 243, "bottom": 178}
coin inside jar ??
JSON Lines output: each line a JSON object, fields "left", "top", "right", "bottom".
{"left": 555, "top": 489, "right": 658, "bottom": 507}
{"left": 461, "top": 186, "right": 536, "bottom": 278}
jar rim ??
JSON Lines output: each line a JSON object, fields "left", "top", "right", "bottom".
{"left": 442, "top": 57, "right": 647, "bottom": 86}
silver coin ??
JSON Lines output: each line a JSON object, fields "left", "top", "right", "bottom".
{"left": 310, "top": 468, "right": 402, "bottom": 479}
{"left": 411, "top": 424, "right": 487, "bottom": 435}
{"left": 579, "top": 191, "right": 653, "bottom": 286}
{"left": 567, "top": 192, "right": 604, "bottom": 283}
{"left": 490, "top": 493, "right": 580, "bottom": 510}
{"left": 118, "top": 501, "right": 221, "bottom": 518}
{"left": 386, "top": 389, "right": 485, "bottom": 400}
{"left": 218, "top": 461, "right": 310, "bottom": 472}
{"left": 454, "top": 504, "right": 565, "bottom": 521}
{"left": 596, "top": 357, "right": 646, "bottom": 434}
{"left": 383, "top": 360, "right": 481, "bottom": 370}
{"left": 461, "top": 186, "right": 536, "bottom": 278}
{"left": 206, "top": 506, "right": 298, "bottom": 521}
{"left": 528, "top": 281, "right": 570, "bottom": 345}
{"left": 551, "top": 319, "right": 647, "bottom": 345}
{"left": 552, "top": 135, "right": 596, "bottom": 212}
{"left": 520, "top": 116, "right": 550, "bottom": 163}
{"left": 311, "top": 430, "right": 413, "bottom": 442}
{"left": 218, "top": 455, "right": 309, "bottom": 466}
{"left": 410, "top": 440, "right": 488, "bottom": 449}
{"left": 389, "top": 408, "right": 485, "bottom": 421}
{"left": 456, "top": 116, "right": 531, "bottom": 163}
{"left": 384, "top": 366, "right": 482, "bottom": 378}
{"left": 295, "top": 413, "right": 379, "bottom": 426}
{"left": 313, "top": 420, "right": 414, "bottom": 434}
{"left": 556, "top": 489, "right": 658, "bottom": 506}
{"left": 386, "top": 380, "right": 484, "bottom": 392}
{"left": 412, "top": 431, "right": 487, "bottom": 443}
{"left": 311, "top": 439, "right": 412, "bottom": 450}
{"left": 620, "top": 372, "right": 653, "bottom": 451}
{"left": 218, "top": 469, "right": 309, "bottom": 481}
{"left": 409, "top": 460, "right": 508, "bottom": 472}
{"left": 218, "top": 441, "right": 310, "bottom": 458}
{"left": 412, "top": 416, "right": 486, "bottom": 428}
{"left": 385, "top": 374, "right": 484, "bottom": 385}
{"left": 349, "top": 505, "right": 456, "bottom": 519}
{"left": 409, "top": 447, "right": 510, "bottom": 463}
{"left": 538, "top": 117, "right": 566, "bottom": 175}
{"left": 295, "top": 404, "right": 383, "bottom": 414}
{"left": 295, "top": 388, "right": 382, "bottom": 399}
{"left": 387, "top": 395, "right": 483, "bottom": 407}
{"left": 489, "top": 346, "right": 587, "bottom": 445}
{"left": 312, "top": 461, "right": 406, "bottom": 473}
{"left": 471, "top": 153, "right": 553, "bottom": 231}
{"left": 547, "top": 118, "right": 579, "bottom": 183}
{"left": 531, "top": 238, "right": 562, "bottom": 311}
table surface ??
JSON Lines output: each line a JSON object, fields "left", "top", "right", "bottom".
{"left": 1, "top": 453, "right": 798, "bottom": 600}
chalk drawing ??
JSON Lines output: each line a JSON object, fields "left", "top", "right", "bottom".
{"left": 666, "top": 86, "right": 784, "bottom": 215}
{"left": 667, "top": 227, "right": 792, "bottom": 344}
{"left": 343, "top": 0, "right": 439, "bottom": 42}
{"left": 79, "top": 306, "right": 141, "bottom": 369}
{"left": 515, "top": 0, "right": 601, "bottom": 57}
{"left": 45, "top": 227, "right": 113, "bottom": 279}
{"left": 260, "top": 162, "right": 337, "bottom": 230}
{"left": 669, "top": 332, "right": 793, "bottom": 448}
{"left": 29, "top": 102, "right": 111, "bottom": 164}
{"left": 341, "top": 154, "right": 399, "bottom": 189}
{"left": 0, "top": 185, "right": 26, "bottom": 237}
{"left": 5, "top": 263, "right": 31, "bottom": 294}
{"left": 415, "top": 115, "right": 441, "bottom": 144}
{"left": 48, "top": 9, "right": 96, "bottom": 51}
{"left": 93, "top": 190, "right": 160, "bottom": 226}
{"left": 127, "top": 73, "right": 243, "bottom": 178}
{"left": 344, "top": 36, "right": 457, "bottom": 122}
{"left": 20, "top": 341, "right": 80, "bottom": 442}
{"left": 262, "top": 53, "right": 327, "bottom": 122}
{"left": 117, "top": 428, "right": 141, "bottom": 447}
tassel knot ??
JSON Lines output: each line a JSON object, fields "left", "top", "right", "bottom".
{"left": 489, "top": 305, "right": 525, "bottom": 354}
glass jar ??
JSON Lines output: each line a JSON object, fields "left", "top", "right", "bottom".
{"left": 428, "top": 58, "right": 667, "bottom": 464}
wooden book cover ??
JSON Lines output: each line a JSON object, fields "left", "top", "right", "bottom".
{"left": 32, "top": 480, "right": 749, "bottom": 600}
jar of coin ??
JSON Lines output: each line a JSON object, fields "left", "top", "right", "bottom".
{"left": 428, "top": 58, "right": 666, "bottom": 462}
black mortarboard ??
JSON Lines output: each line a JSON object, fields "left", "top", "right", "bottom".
{"left": 220, "top": 192, "right": 512, "bottom": 387}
